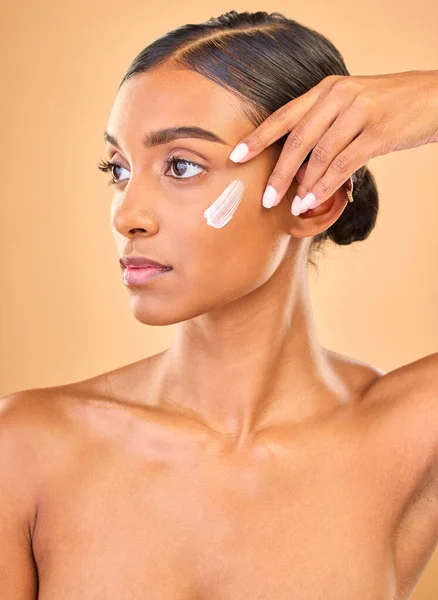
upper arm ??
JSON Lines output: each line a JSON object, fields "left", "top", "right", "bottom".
{"left": 0, "top": 392, "right": 41, "bottom": 599}
{"left": 393, "top": 458, "right": 438, "bottom": 600}
{"left": 365, "top": 353, "right": 438, "bottom": 597}
{"left": 364, "top": 352, "right": 438, "bottom": 467}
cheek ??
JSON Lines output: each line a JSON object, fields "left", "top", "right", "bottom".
{"left": 175, "top": 185, "right": 285, "bottom": 299}
{"left": 203, "top": 179, "right": 245, "bottom": 228}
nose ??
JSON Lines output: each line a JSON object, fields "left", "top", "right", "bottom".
{"left": 112, "top": 209, "right": 159, "bottom": 237}
{"left": 111, "top": 187, "right": 160, "bottom": 238}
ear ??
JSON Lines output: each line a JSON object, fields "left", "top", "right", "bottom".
{"left": 286, "top": 176, "right": 351, "bottom": 239}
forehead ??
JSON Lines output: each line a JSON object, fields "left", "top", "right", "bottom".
{"left": 106, "top": 65, "right": 250, "bottom": 146}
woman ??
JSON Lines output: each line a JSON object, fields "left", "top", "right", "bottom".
{"left": 1, "top": 10, "right": 437, "bottom": 600}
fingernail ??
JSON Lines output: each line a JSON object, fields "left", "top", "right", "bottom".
{"left": 262, "top": 184, "right": 277, "bottom": 208}
{"left": 307, "top": 196, "right": 319, "bottom": 209}
{"left": 300, "top": 192, "right": 317, "bottom": 211}
{"left": 229, "top": 143, "right": 249, "bottom": 163}
{"left": 291, "top": 195, "right": 302, "bottom": 215}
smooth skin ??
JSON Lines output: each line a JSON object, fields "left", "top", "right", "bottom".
{"left": 0, "top": 63, "right": 437, "bottom": 600}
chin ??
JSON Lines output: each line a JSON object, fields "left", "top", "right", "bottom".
{"left": 128, "top": 296, "right": 210, "bottom": 326}
{"left": 126, "top": 282, "right": 250, "bottom": 326}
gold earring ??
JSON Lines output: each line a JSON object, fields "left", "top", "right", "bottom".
{"left": 346, "top": 176, "right": 354, "bottom": 203}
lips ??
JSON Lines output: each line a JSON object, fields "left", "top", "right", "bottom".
{"left": 119, "top": 255, "right": 171, "bottom": 269}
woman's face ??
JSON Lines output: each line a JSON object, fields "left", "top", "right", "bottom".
{"left": 104, "top": 64, "right": 296, "bottom": 325}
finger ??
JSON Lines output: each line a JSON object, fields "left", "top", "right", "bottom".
{"left": 296, "top": 105, "right": 367, "bottom": 211}
{"left": 298, "top": 133, "right": 372, "bottom": 212}
{"left": 228, "top": 83, "right": 325, "bottom": 164}
{"left": 261, "top": 94, "right": 343, "bottom": 209}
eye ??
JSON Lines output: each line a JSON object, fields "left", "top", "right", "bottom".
{"left": 97, "top": 159, "right": 130, "bottom": 186}
{"left": 97, "top": 154, "right": 206, "bottom": 186}
{"left": 164, "top": 155, "right": 205, "bottom": 181}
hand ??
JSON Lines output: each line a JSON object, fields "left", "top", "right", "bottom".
{"left": 228, "top": 70, "right": 438, "bottom": 214}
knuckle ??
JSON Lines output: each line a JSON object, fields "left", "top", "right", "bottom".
{"left": 248, "top": 130, "right": 264, "bottom": 152}
{"left": 310, "top": 145, "right": 330, "bottom": 166}
{"left": 270, "top": 168, "right": 286, "bottom": 183}
{"left": 284, "top": 128, "right": 305, "bottom": 151}
{"left": 315, "top": 178, "right": 330, "bottom": 195}
{"left": 330, "top": 76, "right": 363, "bottom": 100}
{"left": 271, "top": 104, "right": 290, "bottom": 125}
{"left": 330, "top": 153, "right": 352, "bottom": 174}
{"left": 352, "top": 93, "right": 374, "bottom": 112}
{"left": 321, "top": 74, "right": 343, "bottom": 90}
{"left": 330, "top": 76, "right": 349, "bottom": 94}
{"left": 326, "top": 74, "right": 342, "bottom": 84}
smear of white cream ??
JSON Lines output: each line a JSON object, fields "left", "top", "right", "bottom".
{"left": 204, "top": 179, "right": 245, "bottom": 229}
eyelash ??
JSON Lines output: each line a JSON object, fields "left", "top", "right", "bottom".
{"left": 96, "top": 154, "right": 205, "bottom": 186}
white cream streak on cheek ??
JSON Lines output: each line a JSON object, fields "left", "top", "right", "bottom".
{"left": 203, "top": 179, "right": 245, "bottom": 229}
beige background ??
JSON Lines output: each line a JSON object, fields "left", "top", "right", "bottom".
{"left": 1, "top": 0, "right": 437, "bottom": 595}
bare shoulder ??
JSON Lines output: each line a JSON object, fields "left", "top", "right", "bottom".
{"left": 0, "top": 388, "right": 59, "bottom": 544}
{"left": 366, "top": 353, "right": 438, "bottom": 596}
{"left": 0, "top": 387, "right": 64, "bottom": 460}
{"left": 0, "top": 386, "right": 64, "bottom": 425}
{"left": 360, "top": 351, "right": 438, "bottom": 458}
{"left": 0, "top": 384, "right": 96, "bottom": 486}
{"left": 364, "top": 352, "right": 438, "bottom": 406}
{"left": 326, "top": 348, "right": 438, "bottom": 491}
{"left": 0, "top": 383, "right": 104, "bottom": 581}
{"left": 0, "top": 351, "right": 166, "bottom": 443}
{"left": 363, "top": 352, "right": 438, "bottom": 519}
{"left": 0, "top": 391, "right": 49, "bottom": 600}
{"left": 363, "top": 353, "right": 438, "bottom": 449}
{"left": 0, "top": 384, "right": 83, "bottom": 433}
{"left": 331, "top": 351, "right": 438, "bottom": 595}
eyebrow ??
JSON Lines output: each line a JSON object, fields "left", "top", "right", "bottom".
{"left": 103, "top": 126, "right": 230, "bottom": 150}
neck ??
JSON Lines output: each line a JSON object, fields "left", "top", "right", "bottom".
{"left": 156, "top": 249, "right": 351, "bottom": 445}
